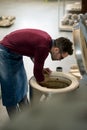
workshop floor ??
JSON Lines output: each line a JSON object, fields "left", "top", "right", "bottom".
{"left": 0, "top": 0, "right": 77, "bottom": 128}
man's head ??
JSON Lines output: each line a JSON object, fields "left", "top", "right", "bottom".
{"left": 50, "top": 37, "right": 73, "bottom": 60}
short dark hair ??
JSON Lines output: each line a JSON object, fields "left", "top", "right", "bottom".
{"left": 54, "top": 37, "right": 73, "bottom": 55}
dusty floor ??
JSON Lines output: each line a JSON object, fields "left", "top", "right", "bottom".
{"left": 0, "top": 99, "right": 9, "bottom": 128}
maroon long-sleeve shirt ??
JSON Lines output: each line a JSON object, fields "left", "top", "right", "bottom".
{"left": 0, "top": 29, "right": 52, "bottom": 82}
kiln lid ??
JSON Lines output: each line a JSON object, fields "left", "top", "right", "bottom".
{"left": 73, "top": 15, "right": 87, "bottom": 76}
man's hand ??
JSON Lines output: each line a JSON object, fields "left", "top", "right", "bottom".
{"left": 43, "top": 68, "right": 52, "bottom": 75}
{"left": 38, "top": 72, "right": 51, "bottom": 86}
{"left": 38, "top": 68, "right": 52, "bottom": 86}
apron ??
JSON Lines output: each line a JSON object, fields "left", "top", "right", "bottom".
{"left": 0, "top": 44, "right": 28, "bottom": 107}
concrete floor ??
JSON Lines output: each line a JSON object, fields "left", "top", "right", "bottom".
{"left": 0, "top": 0, "right": 78, "bottom": 128}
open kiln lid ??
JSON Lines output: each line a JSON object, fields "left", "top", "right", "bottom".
{"left": 73, "top": 15, "right": 87, "bottom": 76}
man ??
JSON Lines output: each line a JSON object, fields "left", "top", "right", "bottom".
{"left": 0, "top": 28, "right": 73, "bottom": 119}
